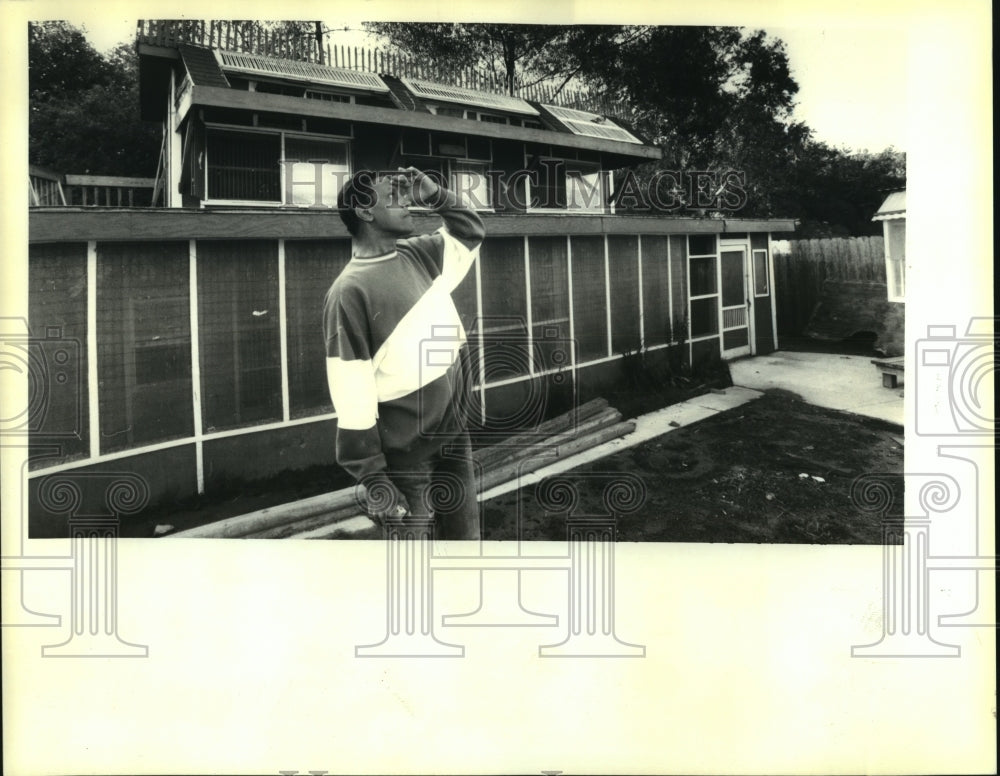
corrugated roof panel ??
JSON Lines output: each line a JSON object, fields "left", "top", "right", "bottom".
{"left": 542, "top": 103, "right": 643, "bottom": 145}
{"left": 401, "top": 78, "right": 539, "bottom": 116}
{"left": 216, "top": 50, "right": 389, "bottom": 93}
{"left": 873, "top": 190, "right": 906, "bottom": 220}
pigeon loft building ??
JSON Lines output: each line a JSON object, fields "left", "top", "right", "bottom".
{"left": 25, "top": 21, "right": 795, "bottom": 530}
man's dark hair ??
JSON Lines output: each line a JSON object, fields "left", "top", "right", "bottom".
{"left": 337, "top": 170, "right": 377, "bottom": 237}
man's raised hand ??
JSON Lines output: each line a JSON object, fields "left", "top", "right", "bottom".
{"left": 397, "top": 166, "right": 443, "bottom": 208}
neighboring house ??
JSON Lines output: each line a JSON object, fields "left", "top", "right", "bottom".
{"left": 25, "top": 21, "right": 795, "bottom": 528}
{"left": 872, "top": 190, "right": 906, "bottom": 302}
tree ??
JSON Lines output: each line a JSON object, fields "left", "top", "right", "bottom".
{"left": 29, "top": 23, "right": 160, "bottom": 176}
{"left": 364, "top": 22, "right": 627, "bottom": 96}
{"left": 784, "top": 144, "right": 906, "bottom": 237}
{"left": 28, "top": 21, "right": 112, "bottom": 98}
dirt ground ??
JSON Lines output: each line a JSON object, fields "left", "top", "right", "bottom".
{"left": 133, "top": 338, "right": 902, "bottom": 543}
{"left": 136, "top": 390, "right": 903, "bottom": 542}
{"left": 480, "top": 391, "right": 904, "bottom": 544}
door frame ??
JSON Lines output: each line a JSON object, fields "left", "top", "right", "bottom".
{"left": 718, "top": 238, "right": 754, "bottom": 358}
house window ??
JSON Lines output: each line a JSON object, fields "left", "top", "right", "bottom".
{"left": 410, "top": 159, "right": 490, "bottom": 210}
{"left": 253, "top": 81, "right": 305, "bottom": 97}
{"left": 885, "top": 220, "right": 905, "bottom": 301}
{"left": 689, "top": 257, "right": 718, "bottom": 296}
{"left": 283, "top": 136, "right": 350, "bottom": 208}
{"left": 433, "top": 133, "right": 468, "bottom": 158}
{"left": 431, "top": 105, "right": 465, "bottom": 119}
{"left": 529, "top": 158, "right": 606, "bottom": 212}
{"left": 690, "top": 297, "right": 719, "bottom": 337}
{"left": 451, "top": 161, "right": 490, "bottom": 209}
{"left": 304, "top": 90, "right": 354, "bottom": 103}
{"left": 752, "top": 249, "right": 769, "bottom": 296}
{"left": 688, "top": 236, "right": 720, "bottom": 340}
{"left": 510, "top": 117, "right": 544, "bottom": 129}
{"left": 205, "top": 127, "right": 350, "bottom": 207}
{"left": 477, "top": 113, "right": 508, "bottom": 124}
{"left": 206, "top": 129, "right": 282, "bottom": 202}
{"left": 426, "top": 105, "right": 513, "bottom": 125}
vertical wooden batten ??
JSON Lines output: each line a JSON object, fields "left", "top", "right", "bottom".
{"left": 86, "top": 242, "right": 99, "bottom": 460}
{"left": 188, "top": 239, "right": 205, "bottom": 494}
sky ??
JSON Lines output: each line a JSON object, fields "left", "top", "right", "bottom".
{"left": 71, "top": 18, "right": 907, "bottom": 153}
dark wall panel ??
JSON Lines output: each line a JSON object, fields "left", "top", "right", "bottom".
{"left": 197, "top": 240, "right": 282, "bottom": 431}
{"left": 608, "top": 235, "right": 640, "bottom": 355}
{"left": 27, "top": 242, "right": 90, "bottom": 462}
{"left": 570, "top": 235, "right": 608, "bottom": 362}
{"left": 640, "top": 236, "right": 672, "bottom": 346}
{"left": 97, "top": 241, "right": 193, "bottom": 453}
{"left": 285, "top": 239, "right": 351, "bottom": 418}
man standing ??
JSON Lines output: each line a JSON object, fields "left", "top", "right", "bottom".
{"left": 324, "top": 168, "right": 485, "bottom": 539}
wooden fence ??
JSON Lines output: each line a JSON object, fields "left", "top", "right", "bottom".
{"left": 135, "top": 19, "right": 624, "bottom": 115}
{"left": 28, "top": 165, "right": 66, "bottom": 206}
{"left": 63, "top": 175, "right": 158, "bottom": 207}
{"left": 29, "top": 172, "right": 158, "bottom": 208}
{"left": 771, "top": 236, "right": 886, "bottom": 336}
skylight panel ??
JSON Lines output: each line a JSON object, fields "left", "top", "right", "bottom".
{"left": 542, "top": 104, "right": 643, "bottom": 144}
{"left": 216, "top": 50, "right": 389, "bottom": 93}
{"left": 402, "top": 78, "right": 539, "bottom": 116}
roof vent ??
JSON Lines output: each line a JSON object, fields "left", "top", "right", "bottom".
{"left": 542, "top": 104, "right": 643, "bottom": 144}
{"left": 216, "top": 50, "right": 389, "bottom": 93}
{"left": 401, "top": 78, "right": 539, "bottom": 116}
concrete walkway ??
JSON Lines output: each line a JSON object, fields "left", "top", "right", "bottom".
{"left": 729, "top": 351, "right": 904, "bottom": 427}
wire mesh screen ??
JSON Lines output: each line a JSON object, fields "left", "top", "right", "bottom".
{"left": 641, "top": 236, "right": 672, "bottom": 346}
{"left": 528, "top": 236, "right": 571, "bottom": 371}
{"left": 97, "top": 242, "right": 193, "bottom": 453}
{"left": 669, "top": 235, "right": 687, "bottom": 328}
{"left": 608, "top": 235, "right": 640, "bottom": 354}
{"left": 478, "top": 237, "right": 529, "bottom": 380}
{"left": 197, "top": 240, "right": 282, "bottom": 431}
{"left": 285, "top": 239, "right": 352, "bottom": 418}
{"left": 569, "top": 235, "right": 608, "bottom": 362}
{"left": 206, "top": 129, "right": 281, "bottom": 201}
{"left": 26, "top": 242, "right": 90, "bottom": 463}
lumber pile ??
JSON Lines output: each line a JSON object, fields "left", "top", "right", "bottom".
{"left": 168, "top": 398, "right": 634, "bottom": 539}
{"left": 474, "top": 398, "right": 632, "bottom": 492}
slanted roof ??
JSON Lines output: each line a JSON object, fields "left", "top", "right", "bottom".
{"left": 136, "top": 35, "right": 662, "bottom": 163}
{"left": 214, "top": 49, "right": 389, "bottom": 93}
{"left": 873, "top": 190, "right": 906, "bottom": 221}
{"left": 380, "top": 74, "right": 432, "bottom": 113}
{"left": 537, "top": 103, "right": 644, "bottom": 145}
{"left": 401, "top": 77, "right": 539, "bottom": 116}
{"left": 179, "top": 45, "right": 229, "bottom": 88}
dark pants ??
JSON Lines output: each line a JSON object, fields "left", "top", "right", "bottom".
{"left": 386, "top": 433, "right": 480, "bottom": 540}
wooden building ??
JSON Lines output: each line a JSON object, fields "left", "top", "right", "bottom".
{"left": 26, "top": 22, "right": 795, "bottom": 530}
{"left": 872, "top": 190, "right": 906, "bottom": 303}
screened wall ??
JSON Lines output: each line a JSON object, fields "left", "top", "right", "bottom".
{"left": 27, "top": 228, "right": 773, "bottom": 492}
